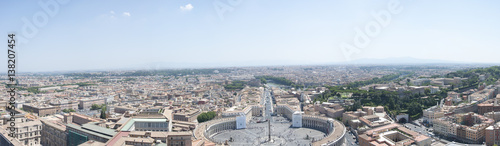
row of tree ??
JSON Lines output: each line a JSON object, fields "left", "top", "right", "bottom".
{"left": 344, "top": 73, "right": 403, "bottom": 88}
{"left": 62, "top": 109, "right": 76, "bottom": 113}
{"left": 255, "top": 76, "right": 304, "bottom": 88}
{"left": 224, "top": 80, "right": 247, "bottom": 90}
{"left": 91, "top": 104, "right": 106, "bottom": 110}
{"left": 197, "top": 111, "right": 217, "bottom": 123}
{"left": 17, "top": 82, "right": 95, "bottom": 94}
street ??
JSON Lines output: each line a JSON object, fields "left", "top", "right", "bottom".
{"left": 344, "top": 129, "right": 358, "bottom": 146}
{"left": 403, "top": 121, "right": 452, "bottom": 144}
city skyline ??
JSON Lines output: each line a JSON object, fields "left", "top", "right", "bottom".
{"left": 1, "top": 0, "right": 500, "bottom": 72}
{"left": 3, "top": 1, "right": 500, "bottom": 146}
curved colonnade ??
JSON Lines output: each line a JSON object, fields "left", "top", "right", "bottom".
{"left": 193, "top": 106, "right": 345, "bottom": 146}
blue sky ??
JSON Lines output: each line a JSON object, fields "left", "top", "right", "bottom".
{"left": 1, "top": 0, "right": 499, "bottom": 72}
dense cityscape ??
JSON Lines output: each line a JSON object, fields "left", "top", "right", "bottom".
{"left": 0, "top": 64, "right": 497, "bottom": 146}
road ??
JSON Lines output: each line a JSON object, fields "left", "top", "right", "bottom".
{"left": 344, "top": 130, "right": 358, "bottom": 146}
{"left": 403, "top": 121, "right": 452, "bottom": 144}
{"left": 263, "top": 87, "right": 273, "bottom": 120}
{"left": 403, "top": 123, "right": 435, "bottom": 137}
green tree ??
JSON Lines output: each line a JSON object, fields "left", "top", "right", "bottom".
{"left": 224, "top": 81, "right": 247, "bottom": 90}
{"left": 260, "top": 78, "right": 267, "bottom": 84}
{"left": 62, "top": 109, "right": 76, "bottom": 113}
{"left": 100, "top": 106, "right": 107, "bottom": 119}
{"left": 197, "top": 111, "right": 217, "bottom": 122}
{"left": 91, "top": 104, "right": 102, "bottom": 110}
{"left": 424, "top": 88, "right": 431, "bottom": 95}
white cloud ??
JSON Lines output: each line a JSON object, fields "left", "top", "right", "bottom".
{"left": 110, "top": 11, "right": 115, "bottom": 14}
{"left": 123, "top": 12, "right": 131, "bottom": 17}
{"left": 180, "top": 4, "right": 193, "bottom": 11}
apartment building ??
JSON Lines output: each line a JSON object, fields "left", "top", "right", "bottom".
{"left": 49, "top": 100, "right": 79, "bottom": 112}
{"left": 433, "top": 112, "right": 494, "bottom": 144}
{"left": 479, "top": 95, "right": 500, "bottom": 115}
{"left": 173, "top": 108, "right": 202, "bottom": 122}
{"left": 1, "top": 119, "right": 42, "bottom": 146}
{"left": 486, "top": 121, "right": 500, "bottom": 146}
{"left": 22, "top": 104, "right": 57, "bottom": 117}
{"left": 423, "top": 105, "right": 445, "bottom": 124}
{"left": 40, "top": 119, "right": 67, "bottom": 146}
{"left": 79, "top": 98, "right": 105, "bottom": 109}
{"left": 0, "top": 128, "right": 23, "bottom": 146}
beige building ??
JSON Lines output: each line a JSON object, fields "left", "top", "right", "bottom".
{"left": 79, "top": 98, "right": 105, "bottom": 109}
{"left": 63, "top": 113, "right": 101, "bottom": 125}
{"left": 40, "top": 119, "right": 66, "bottom": 146}
{"left": 359, "top": 123, "right": 432, "bottom": 146}
{"left": 173, "top": 108, "right": 202, "bottom": 122}
{"left": 313, "top": 103, "right": 344, "bottom": 118}
{"left": 423, "top": 105, "right": 445, "bottom": 124}
{"left": 49, "top": 100, "right": 79, "bottom": 112}
{"left": 433, "top": 112, "right": 494, "bottom": 144}
{"left": 358, "top": 123, "right": 431, "bottom": 146}
{"left": 1, "top": 119, "right": 42, "bottom": 146}
{"left": 485, "top": 111, "right": 500, "bottom": 122}
{"left": 342, "top": 106, "right": 392, "bottom": 132}
{"left": 105, "top": 131, "right": 192, "bottom": 146}
{"left": 22, "top": 104, "right": 57, "bottom": 117}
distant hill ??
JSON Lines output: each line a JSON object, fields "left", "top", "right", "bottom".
{"left": 342, "top": 57, "right": 460, "bottom": 65}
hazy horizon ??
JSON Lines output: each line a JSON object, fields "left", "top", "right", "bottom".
{"left": 1, "top": 0, "right": 500, "bottom": 72}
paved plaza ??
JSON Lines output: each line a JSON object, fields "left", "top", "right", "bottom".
{"left": 210, "top": 116, "right": 326, "bottom": 146}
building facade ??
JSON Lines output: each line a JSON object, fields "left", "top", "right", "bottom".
{"left": 1, "top": 119, "right": 43, "bottom": 146}
{"left": 40, "top": 119, "right": 67, "bottom": 146}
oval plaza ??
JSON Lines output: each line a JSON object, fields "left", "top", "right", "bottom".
{"left": 194, "top": 87, "right": 346, "bottom": 146}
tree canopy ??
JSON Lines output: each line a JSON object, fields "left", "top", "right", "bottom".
{"left": 224, "top": 80, "right": 247, "bottom": 90}
{"left": 197, "top": 111, "right": 217, "bottom": 123}
{"left": 62, "top": 109, "right": 76, "bottom": 113}
{"left": 91, "top": 104, "right": 106, "bottom": 110}
{"left": 255, "top": 76, "right": 304, "bottom": 89}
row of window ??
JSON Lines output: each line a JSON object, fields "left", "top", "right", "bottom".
{"left": 21, "top": 137, "right": 39, "bottom": 146}
{"left": 17, "top": 126, "right": 42, "bottom": 133}
{"left": 135, "top": 122, "right": 168, "bottom": 128}
{"left": 135, "top": 129, "right": 168, "bottom": 132}
{"left": 18, "top": 131, "right": 39, "bottom": 139}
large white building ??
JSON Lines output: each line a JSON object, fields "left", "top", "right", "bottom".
{"left": 236, "top": 113, "right": 246, "bottom": 129}
{"left": 292, "top": 111, "right": 303, "bottom": 128}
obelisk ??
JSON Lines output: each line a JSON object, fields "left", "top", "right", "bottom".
{"left": 268, "top": 119, "right": 271, "bottom": 141}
